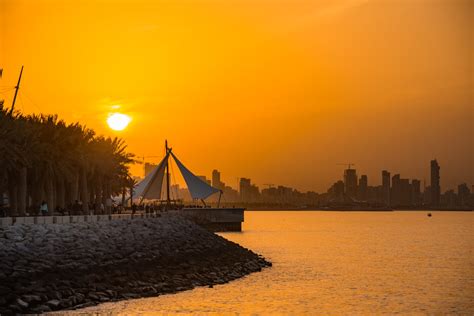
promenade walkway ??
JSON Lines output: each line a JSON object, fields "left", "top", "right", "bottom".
{"left": 0, "top": 212, "right": 156, "bottom": 227}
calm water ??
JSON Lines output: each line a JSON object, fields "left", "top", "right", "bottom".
{"left": 63, "top": 211, "right": 473, "bottom": 315}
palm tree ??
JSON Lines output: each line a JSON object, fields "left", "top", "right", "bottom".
{"left": 0, "top": 107, "right": 30, "bottom": 216}
{"left": 0, "top": 106, "right": 135, "bottom": 217}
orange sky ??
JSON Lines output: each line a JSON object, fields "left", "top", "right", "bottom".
{"left": 1, "top": 0, "right": 473, "bottom": 192}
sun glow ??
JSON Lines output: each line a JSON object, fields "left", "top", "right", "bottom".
{"left": 107, "top": 113, "right": 131, "bottom": 131}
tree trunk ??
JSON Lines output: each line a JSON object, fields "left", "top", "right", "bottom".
{"left": 103, "top": 180, "right": 110, "bottom": 213}
{"left": 90, "top": 184, "right": 96, "bottom": 213}
{"left": 95, "top": 176, "right": 103, "bottom": 214}
{"left": 121, "top": 186, "right": 126, "bottom": 207}
{"left": 56, "top": 178, "right": 65, "bottom": 210}
{"left": 8, "top": 185, "right": 18, "bottom": 217}
{"left": 71, "top": 171, "right": 79, "bottom": 203}
{"left": 18, "top": 167, "right": 27, "bottom": 216}
{"left": 30, "top": 176, "right": 42, "bottom": 216}
{"left": 80, "top": 167, "right": 89, "bottom": 214}
{"left": 46, "top": 175, "right": 55, "bottom": 215}
{"left": 52, "top": 178, "right": 57, "bottom": 214}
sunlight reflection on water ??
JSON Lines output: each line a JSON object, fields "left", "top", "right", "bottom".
{"left": 58, "top": 211, "right": 474, "bottom": 315}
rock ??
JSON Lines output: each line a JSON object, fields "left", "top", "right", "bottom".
{"left": 87, "top": 292, "right": 100, "bottom": 300}
{"left": 49, "top": 290, "right": 63, "bottom": 300}
{"left": 22, "top": 294, "right": 42, "bottom": 303}
{"left": 105, "top": 289, "right": 116, "bottom": 298}
{"left": 16, "top": 298, "right": 29, "bottom": 309}
{"left": 0, "top": 215, "right": 271, "bottom": 314}
{"left": 74, "top": 293, "right": 85, "bottom": 303}
{"left": 0, "top": 285, "right": 11, "bottom": 295}
{"left": 46, "top": 299, "right": 61, "bottom": 308}
{"left": 60, "top": 298, "right": 72, "bottom": 308}
{"left": 73, "top": 301, "right": 96, "bottom": 309}
{"left": 8, "top": 303, "right": 23, "bottom": 313}
{"left": 30, "top": 304, "right": 52, "bottom": 313}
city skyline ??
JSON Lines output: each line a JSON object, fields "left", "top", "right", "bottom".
{"left": 143, "top": 157, "right": 473, "bottom": 197}
{"left": 144, "top": 157, "right": 473, "bottom": 209}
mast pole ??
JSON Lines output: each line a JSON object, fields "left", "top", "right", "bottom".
{"left": 165, "top": 140, "right": 171, "bottom": 208}
{"left": 9, "top": 65, "right": 24, "bottom": 115}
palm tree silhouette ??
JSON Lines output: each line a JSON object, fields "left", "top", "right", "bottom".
{"left": 0, "top": 105, "right": 135, "bottom": 217}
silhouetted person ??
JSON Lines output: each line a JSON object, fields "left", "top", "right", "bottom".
{"left": 55, "top": 205, "right": 66, "bottom": 216}
{"left": 40, "top": 201, "right": 48, "bottom": 216}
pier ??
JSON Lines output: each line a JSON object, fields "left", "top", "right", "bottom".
{"left": 178, "top": 208, "right": 245, "bottom": 232}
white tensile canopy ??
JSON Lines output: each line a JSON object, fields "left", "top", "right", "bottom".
{"left": 170, "top": 152, "right": 220, "bottom": 200}
{"left": 135, "top": 150, "right": 220, "bottom": 201}
{"left": 134, "top": 152, "right": 169, "bottom": 200}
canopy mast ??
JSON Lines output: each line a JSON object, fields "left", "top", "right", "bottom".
{"left": 165, "top": 140, "right": 171, "bottom": 208}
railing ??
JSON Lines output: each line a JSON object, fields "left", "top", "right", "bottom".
{"left": 0, "top": 212, "right": 159, "bottom": 227}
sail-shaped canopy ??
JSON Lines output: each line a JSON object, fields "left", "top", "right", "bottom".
{"left": 170, "top": 152, "right": 220, "bottom": 200}
{"left": 134, "top": 153, "right": 169, "bottom": 200}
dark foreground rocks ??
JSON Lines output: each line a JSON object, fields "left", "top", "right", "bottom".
{"left": 0, "top": 214, "right": 271, "bottom": 314}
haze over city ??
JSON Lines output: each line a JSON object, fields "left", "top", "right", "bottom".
{"left": 1, "top": 0, "right": 472, "bottom": 192}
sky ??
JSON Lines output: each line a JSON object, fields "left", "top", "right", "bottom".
{"left": 1, "top": 0, "right": 473, "bottom": 192}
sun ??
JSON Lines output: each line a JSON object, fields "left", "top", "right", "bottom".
{"left": 107, "top": 113, "right": 131, "bottom": 131}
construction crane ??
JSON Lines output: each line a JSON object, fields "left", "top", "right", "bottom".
{"left": 140, "top": 155, "right": 161, "bottom": 163}
{"left": 337, "top": 163, "right": 356, "bottom": 170}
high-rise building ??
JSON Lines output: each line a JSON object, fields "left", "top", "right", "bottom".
{"left": 411, "top": 179, "right": 421, "bottom": 206}
{"left": 391, "top": 174, "right": 401, "bottom": 206}
{"left": 382, "top": 170, "right": 391, "bottom": 206}
{"left": 330, "top": 180, "right": 345, "bottom": 198}
{"left": 399, "top": 178, "right": 411, "bottom": 206}
{"left": 212, "top": 169, "right": 224, "bottom": 189}
{"left": 197, "top": 175, "right": 211, "bottom": 185}
{"left": 344, "top": 168, "right": 358, "bottom": 198}
{"left": 443, "top": 189, "right": 456, "bottom": 208}
{"left": 423, "top": 185, "right": 432, "bottom": 205}
{"left": 358, "top": 175, "right": 368, "bottom": 200}
{"left": 457, "top": 183, "right": 470, "bottom": 207}
{"left": 430, "top": 159, "right": 440, "bottom": 206}
{"left": 144, "top": 163, "right": 157, "bottom": 177}
{"left": 239, "top": 178, "right": 259, "bottom": 202}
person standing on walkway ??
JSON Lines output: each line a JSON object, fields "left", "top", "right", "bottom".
{"left": 40, "top": 201, "right": 48, "bottom": 216}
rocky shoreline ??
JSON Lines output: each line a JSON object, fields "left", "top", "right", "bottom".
{"left": 0, "top": 214, "right": 271, "bottom": 315}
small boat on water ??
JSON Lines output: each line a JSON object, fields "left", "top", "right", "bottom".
{"left": 134, "top": 141, "right": 245, "bottom": 231}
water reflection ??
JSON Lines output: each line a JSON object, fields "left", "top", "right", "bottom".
{"left": 58, "top": 211, "right": 474, "bottom": 315}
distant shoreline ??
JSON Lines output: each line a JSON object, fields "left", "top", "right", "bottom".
{"left": 245, "top": 208, "right": 473, "bottom": 212}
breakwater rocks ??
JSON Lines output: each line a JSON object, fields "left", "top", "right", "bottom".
{"left": 0, "top": 214, "right": 271, "bottom": 314}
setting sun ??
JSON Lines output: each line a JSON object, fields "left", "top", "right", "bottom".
{"left": 107, "top": 113, "right": 131, "bottom": 131}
